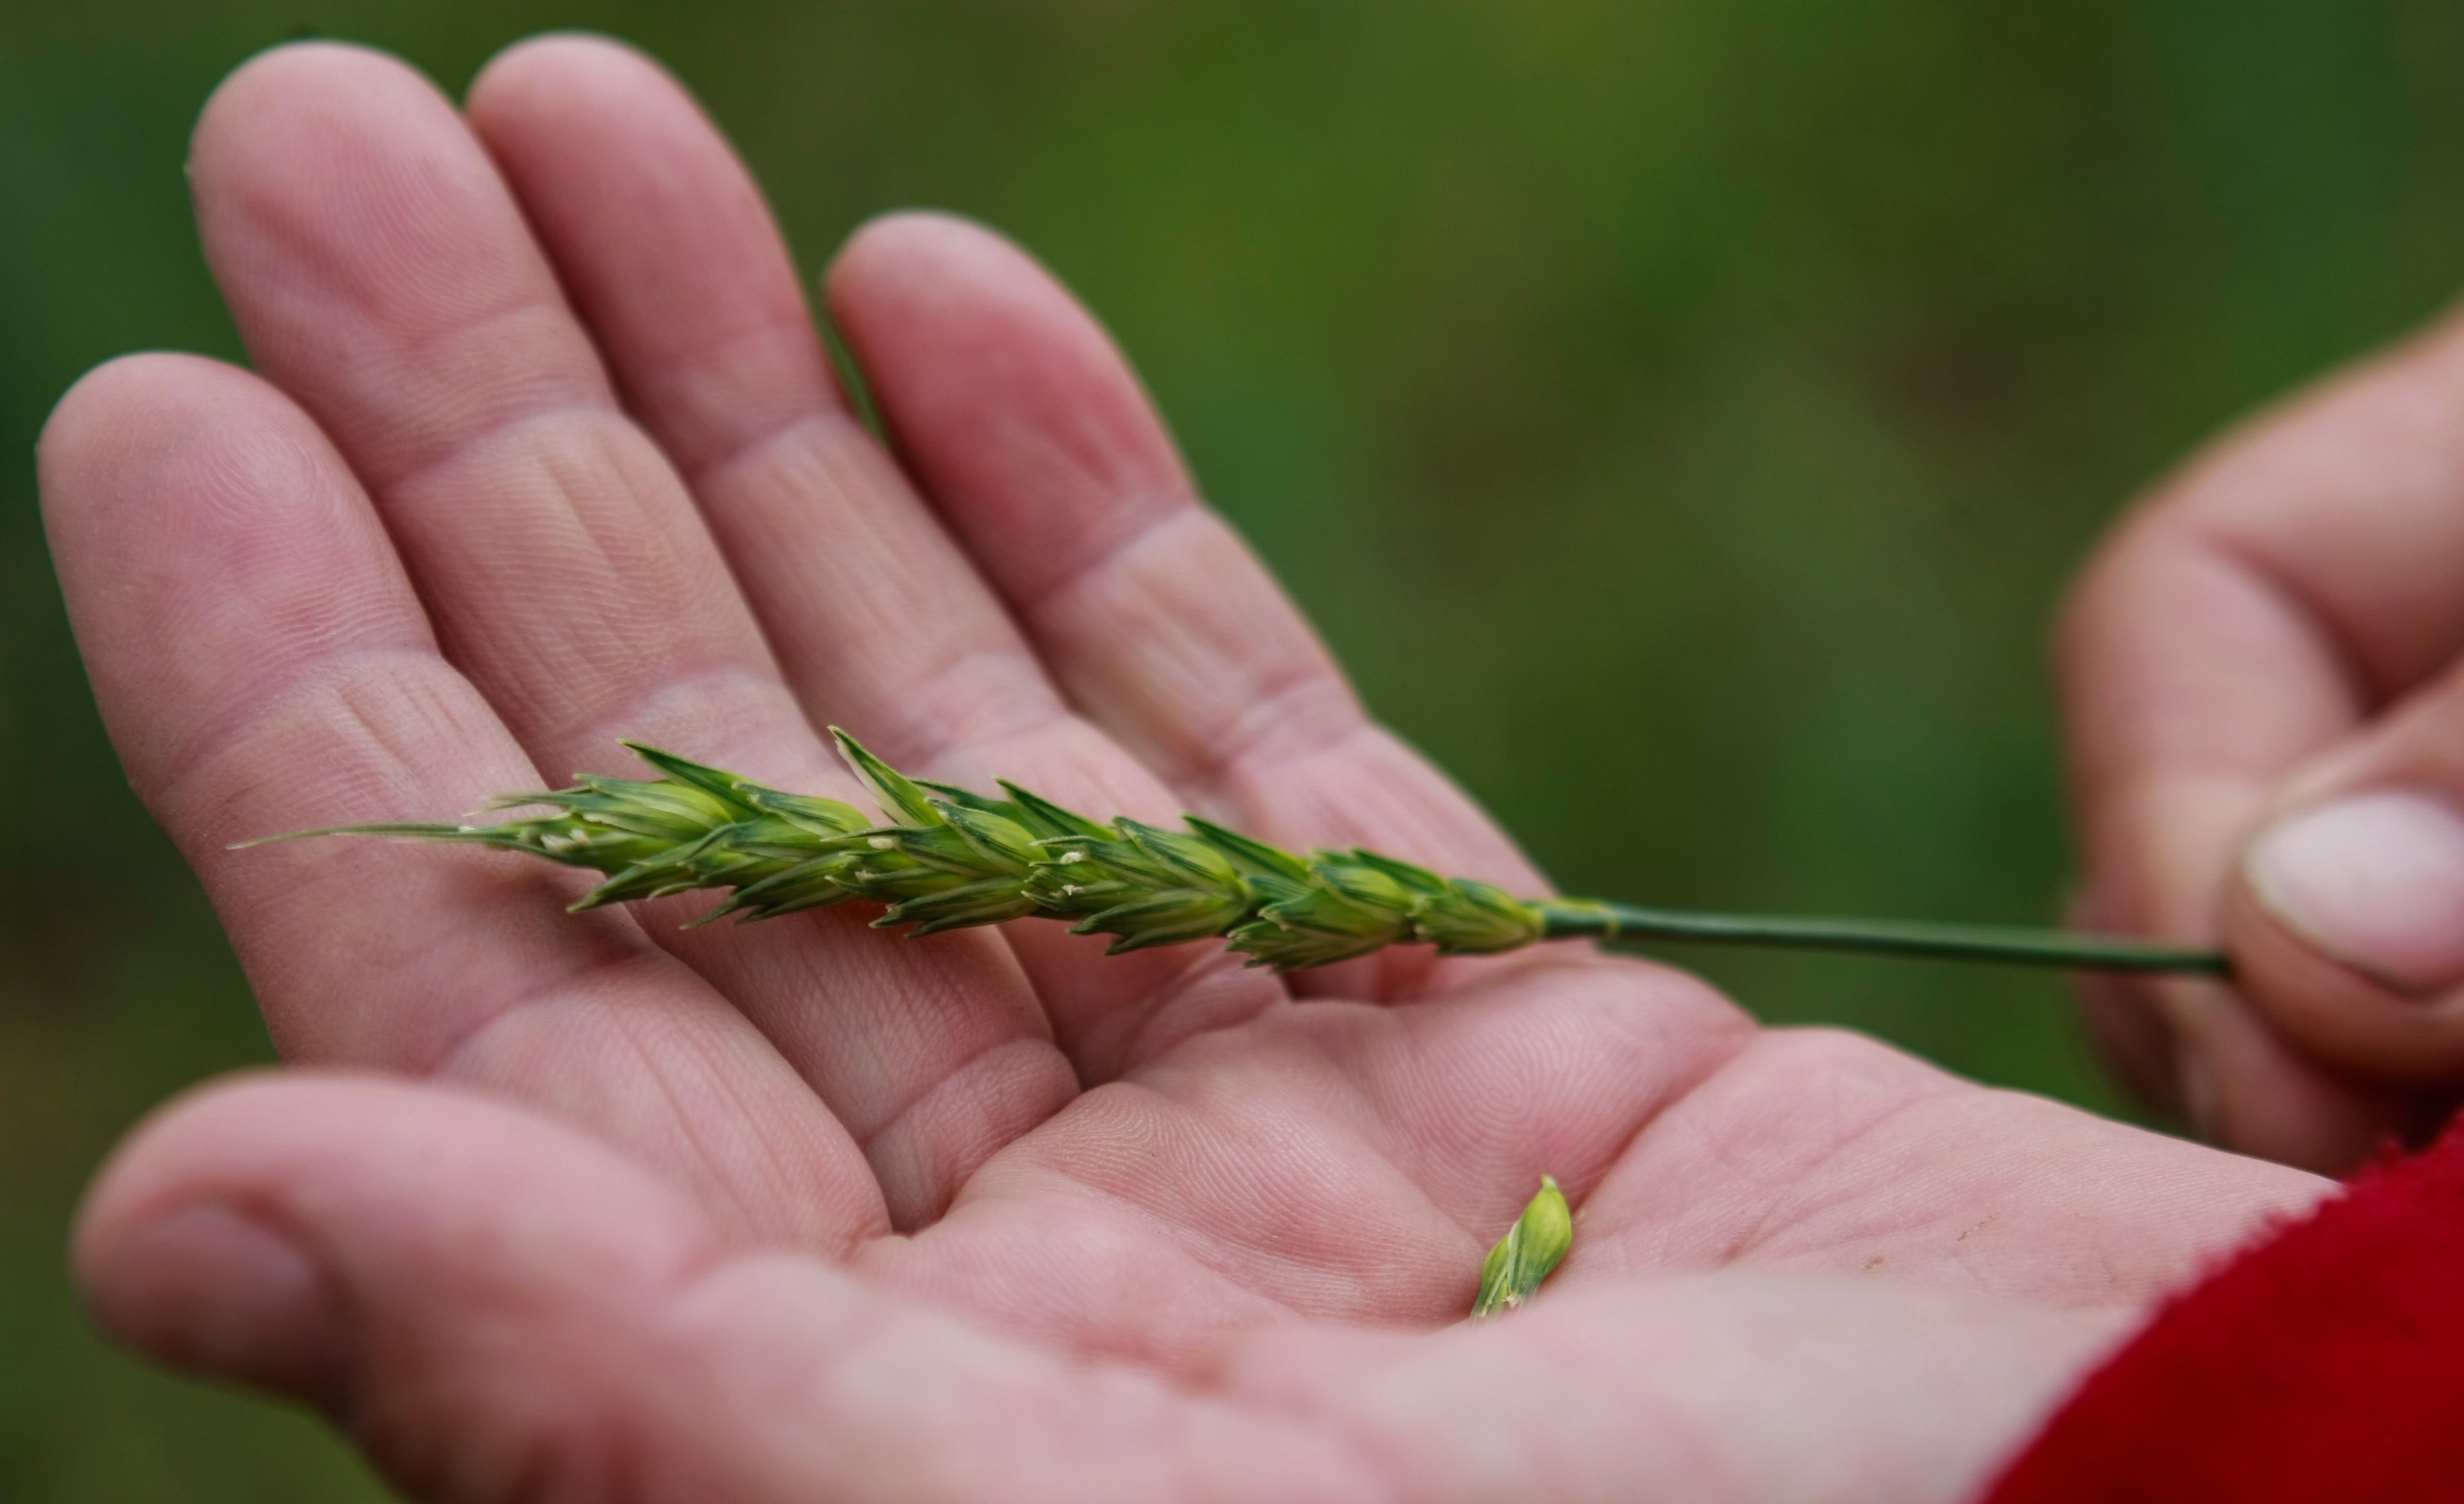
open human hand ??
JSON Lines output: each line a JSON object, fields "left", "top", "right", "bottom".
{"left": 44, "top": 38, "right": 2321, "bottom": 1503}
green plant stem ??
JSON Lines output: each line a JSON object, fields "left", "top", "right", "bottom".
{"left": 1537, "top": 899, "right": 2231, "bottom": 976}
{"left": 271, "top": 735, "right": 2235, "bottom": 981}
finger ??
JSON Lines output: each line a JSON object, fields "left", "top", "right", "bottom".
{"left": 190, "top": 42, "right": 1073, "bottom": 1225}
{"left": 2056, "top": 315, "right": 2464, "bottom": 1164}
{"left": 77, "top": 1073, "right": 1379, "bottom": 1503}
{"left": 2147, "top": 304, "right": 2464, "bottom": 700}
{"left": 462, "top": 39, "right": 1072, "bottom": 781}
{"left": 39, "top": 353, "right": 878, "bottom": 1247}
{"left": 2223, "top": 659, "right": 2464, "bottom": 1084}
{"left": 461, "top": 36, "right": 1290, "bottom": 1077}
{"left": 824, "top": 216, "right": 1555, "bottom": 1002}
{"left": 823, "top": 216, "right": 1541, "bottom": 882}
{"left": 74, "top": 1071, "right": 714, "bottom": 1434}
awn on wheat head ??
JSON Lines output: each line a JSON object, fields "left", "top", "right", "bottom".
{"left": 258, "top": 729, "right": 2229, "bottom": 977}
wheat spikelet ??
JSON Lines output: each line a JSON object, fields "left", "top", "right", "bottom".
{"left": 1473, "top": 1176, "right": 1575, "bottom": 1319}
{"left": 265, "top": 731, "right": 1545, "bottom": 972}
{"left": 258, "top": 731, "right": 2231, "bottom": 977}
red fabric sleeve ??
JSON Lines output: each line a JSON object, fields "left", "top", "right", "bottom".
{"left": 1981, "top": 1122, "right": 2464, "bottom": 1503}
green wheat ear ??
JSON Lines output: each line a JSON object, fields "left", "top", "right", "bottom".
{"left": 246, "top": 732, "right": 2232, "bottom": 979}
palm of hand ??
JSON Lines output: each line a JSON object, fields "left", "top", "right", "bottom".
{"left": 46, "top": 38, "right": 2320, "bottom": 1504}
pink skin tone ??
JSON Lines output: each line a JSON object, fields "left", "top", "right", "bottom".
{"left": 2061, "top": 295, "right": 2464, "bottom": 1172}
{"left": 48, "top": 38, "right": 2327, "bottom": 1504}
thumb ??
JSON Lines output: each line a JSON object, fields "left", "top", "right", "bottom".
{"left": 74, "top": 1071, "right": 1375, "bottom": 1503}
{"left": 2232, "top": 663, "right": 2464, "bottom": 1084}
{"left": 74, "top": 1071, "right": 720, "bottom": 1499}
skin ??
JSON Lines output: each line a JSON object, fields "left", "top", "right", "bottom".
{"left": 2061, "top": 296, "right": 2464, "bottom": 1172}
{"left": 44, "top": 37, "right": 2327, "bottom": 1504}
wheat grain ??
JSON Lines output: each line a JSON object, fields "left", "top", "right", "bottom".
{"left": 1473, "top": 1176, "right": 1575, "bottom": 1320}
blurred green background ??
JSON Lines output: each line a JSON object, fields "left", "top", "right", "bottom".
{"left": 5, "top": 0, "right": 2463, "bottom": 1494}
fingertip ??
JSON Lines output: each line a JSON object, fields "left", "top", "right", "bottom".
{"left": 189, "top": 33, "right": 562, "bottom": 445}
{"left": 73, "top": 1070, "right": 353, "bottom": 1268}
{"left": 825, "top": 212, "right": 1102, "bottom": 373}
{"left": 76, "top": 1069, "right": 720, "bottom": 1350}
{"left": 2217, "top": 779, "right": 2464, "bottom": 1088}
{"left": 2224, "top": 870, "right": 2464, "bottom": 1082}
{"left": 43, "top": 350, "right": 289, "bottom": 443}
{"left": 194, "top": 39, "right": 444, "bottom": 169}
{"left": 2242, "top": 791, "right": 2464, "bottom": 994}
{"left": 72, "top": 1072, "right": 728, "bottom": 1482}
{"left": 465, "top": 25, "right": 837, "bottom": 478}
{"left": 39, "top": 352, "right": 229, "bottom": 497}
{"left": 34, "top": 349, "right": 360, "bottom": 603}
{"left": 823, "top": 207, "right": 1194, "bottom": 599}
{"left": 71, "top": 1073, "right": 336, "bottom": 1395}
{"left": 81, "top": 1203, "right": 355, "bottom": 1411}
{"left": 826, "top": 209, "right": 1014, "bottom": 303}
{"left": 468, "top": 31, "right": 679, "bottom": 130}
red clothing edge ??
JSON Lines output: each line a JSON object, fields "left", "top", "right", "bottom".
{"left": 1981, "top": 1121, "right": 2464, "bottom": 1503}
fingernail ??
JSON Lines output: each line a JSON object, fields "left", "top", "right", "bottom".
{"left": 2245, "top": 791, "right": 2464, "bottom": 992}
{"left": 84, "top": 1205, "right": 350, "bottom": 1406}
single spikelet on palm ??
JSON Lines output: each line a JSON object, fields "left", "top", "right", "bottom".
{"left": 1473, "top": 1176, "right": 1575, "bottom": 1320}
{"left": 272, "top": 729, "right": 1547, "bottom": 973}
